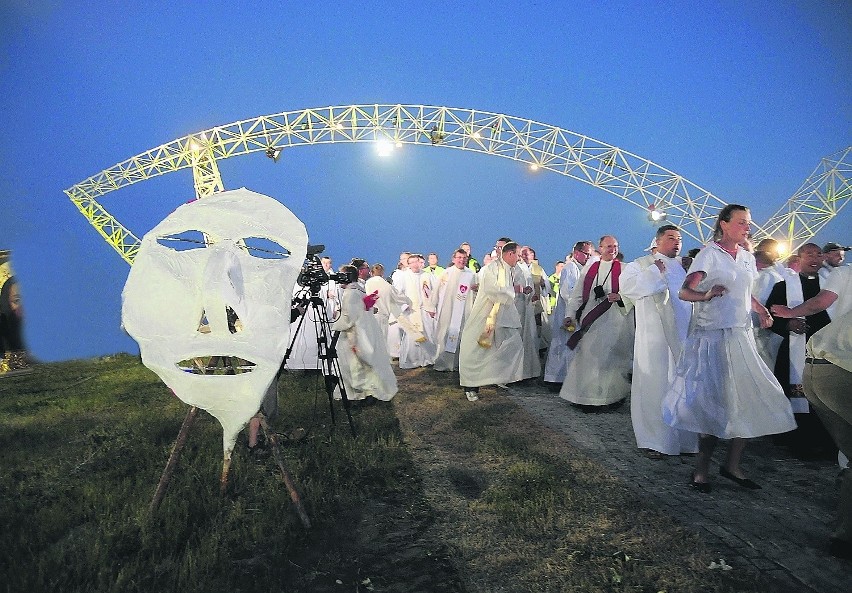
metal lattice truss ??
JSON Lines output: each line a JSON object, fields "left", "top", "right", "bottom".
{"left": 64, "top": 104, "right": 845, "bottom": 264}
{"left": 757, "top": 146, "right": 851, "bottom": 250}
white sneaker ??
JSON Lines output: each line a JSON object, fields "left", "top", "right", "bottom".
{"left": 465, "top": 390, "right": 479, "bottom": 402}
{"left": 496, "top": 383, "right": 509, "bottom": 390}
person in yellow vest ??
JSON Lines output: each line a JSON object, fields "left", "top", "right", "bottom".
{"left": 460, "top": 242, "right": 481, "bottom": 272}
{"left": 424, "top": 252, "right": 445, "bottom": 276}
{"left": 549, "top": 261, "right": 564, "bottom": 311}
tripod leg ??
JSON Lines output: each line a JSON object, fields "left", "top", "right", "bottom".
{"left": 261, "top": 418, "right": 311, "bottom": 529}
{"left": 150, "top": 405, "right": 199, "bottom": 514}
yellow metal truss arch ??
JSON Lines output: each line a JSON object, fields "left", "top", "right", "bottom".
{"left": 63, "top": 104, "right": 850, "bottom": 264}
{"left": 758, "top": 146, "right": 851, "bottom": 249}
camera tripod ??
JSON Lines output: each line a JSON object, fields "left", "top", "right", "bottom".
{"left": 284, "top": 285, "right": 357, "bottom": 437}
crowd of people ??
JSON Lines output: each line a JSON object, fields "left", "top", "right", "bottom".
{"left": 292, "top": 208, "right": 849, "bottom": 559}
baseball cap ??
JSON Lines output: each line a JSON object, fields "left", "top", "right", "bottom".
{"left": 822, "top": 242, "right": 851, "bottom": 253}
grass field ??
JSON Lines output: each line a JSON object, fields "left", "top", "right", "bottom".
{"left": 0, "top": 355, "right": 769, "bottom": 592}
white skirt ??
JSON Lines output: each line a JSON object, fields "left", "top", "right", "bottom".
{"left": 662, "top": 326, "right": 796, "bottom": 439}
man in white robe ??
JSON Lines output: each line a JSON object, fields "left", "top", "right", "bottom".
{"left": 459, "top": 241, "right": 525, "bottom": 400}
{"left": 393, "top": 254, "right": 438, "bottom": 368}
{"left": 559, "top": 235, "right": 634, "bottom": 408}
{"left": 365, "top": 263, "right": 410, "bottom": 361}
{"left": 331, "top": 265, "right": 397, "bottom": 401}
{"left": 515, "top": 247, "right": 542, "bottom": 380}
{"left": 543, "top": 241, "right": 594, "bottom": 386}
{"left": 430, "top": 249, "right": 476, "bottom": 371}
{"left": 819, "top": 242, "right": 849, "bottom": 320}
{"left": 387, "top": 252, "right": 411, "bottom": 357}
{"left": 620, "top": 226, "right": 698, "bottom": 456}
{"left": 752, "top": 250, "right": 785, "bottom": 369}
{"left": 522, "top": 246, "right": 553, "bottom": 350}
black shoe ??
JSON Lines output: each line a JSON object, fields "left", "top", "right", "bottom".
{"left": 690, "top": 473, "right": 712, "bottom": 493}
{"left": 719, "top": 467, "right": 761, "bottom": 489}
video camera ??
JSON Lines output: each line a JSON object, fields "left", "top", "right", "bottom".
{"left": 296, "top": 244, "right": 351, "bottom": 295}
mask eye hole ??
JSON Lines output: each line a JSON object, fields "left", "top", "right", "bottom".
{"left": 157, "top": 230, "right": 208, "bottom": 251}
{"left": 241, "top": 237, "right": 290, "bottom": 260}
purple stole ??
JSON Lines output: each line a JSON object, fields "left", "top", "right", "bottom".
{"left": 567, "top": 260, "right": 621, "bottom": 350}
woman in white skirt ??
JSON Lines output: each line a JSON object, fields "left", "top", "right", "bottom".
{"left": 662, "top": 204, "right": 796, "bottom": 492}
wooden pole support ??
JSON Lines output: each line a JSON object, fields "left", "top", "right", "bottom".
{"left": 150, "top": 405, "right": 199, "bottom": 514}
{"left": 261, "top": 418, "right": 311, "bottom": 529}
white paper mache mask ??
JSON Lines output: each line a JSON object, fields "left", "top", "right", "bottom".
{"left": 122, "top": 188, "right": 308, "bottom": 455}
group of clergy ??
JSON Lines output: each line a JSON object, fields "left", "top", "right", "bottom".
{"left": 298, "top": 237, "right": 850, "bottom": 557}
{"left": 292, "top": 233, "right": 847, "bottom": 466}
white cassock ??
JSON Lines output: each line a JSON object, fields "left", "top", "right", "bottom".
{"left": 752, "top": 265, "right": 784, "bottom": 370}
{"left": 538, "top": 271, "right": 553, "bottom": 349}
{"left": 430, "top": 265, "right": 476, "bottom": 371}
{"left": 559, "top": 258, "right": 634, "bottom": 406}
{"left": 543, "top": 260, "right": 581, "bottom": 383}
{"left": 331, "top": 283, "right": 398, "bottom": 400}
{"left": 620, "top": 254, "right": 698, "bottom": 454}
{"left": 387, "top": 269, "right": 407, "bottom": 357}
{"left": 365, "top": 275, "right": 410, "bottom": 360}
{"left": 459, "top": 259, "right": 524, "bottom": 387}
{"left": 515, "top": 262, "right": 542, "bottom": 380}
{"left": 394, "top": 269, "right": 438, "bottom": 368}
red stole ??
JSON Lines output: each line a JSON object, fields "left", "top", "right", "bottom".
{"left": 581, "top": 259, "right": 620, "bottom": 304}
{"left": 568, "top": 260, "right": 621, "bottom": 350}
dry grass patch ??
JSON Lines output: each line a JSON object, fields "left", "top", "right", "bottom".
{"left": 393, "top": 367, "right": 767, "bottom": 593}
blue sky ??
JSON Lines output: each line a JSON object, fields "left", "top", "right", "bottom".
{"left": 1, "top": 1, "right": 849, "bottom": 362}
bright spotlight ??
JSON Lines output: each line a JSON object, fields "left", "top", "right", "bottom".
{"left": 648, "top": 210, "right": 666, "bottom": 222}
{"left": 395, "top": 141, "right": 403, "bottom": 148}
{"left": 776, "top": 241, "right": 789, "bottom": 257}
{"left": 376, "top": 139, "right": 394, "bottom": 157}
{"left": 472, "top": 131, "right": 482, "bottom": 139}
{"left": 529, "top": 163, "right": 539, "bottom": 171}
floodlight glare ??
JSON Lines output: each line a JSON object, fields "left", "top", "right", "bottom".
{"left": 529, "top": 163, "right": 539, "bottom": 171}
{"left": 376, "top": 139, "right": 394, "bottom": 157}
{"left": 648, "top": 210, "right": 666, "bottom": 222}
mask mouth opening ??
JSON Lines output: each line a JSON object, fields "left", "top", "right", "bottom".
{"left": 176, "top": 356, "right": 256, "bottom": 375}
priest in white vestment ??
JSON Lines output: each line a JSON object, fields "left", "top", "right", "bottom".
{"left": 459, "top": 241, "right": 525, "bottom": 400}
{"left": 331, "top": 265, "right": 397, "bottom": 401}
{"left": 430, "top": 249, "right": 476, "bottom": 371}
{"left": 393, "top": 254, "right": 438, "bottom": 368}
{"left": 620, "top": 226, "right": 698, "bottom": 456}
{"left": 559, "top": 235, "right": 634, "bottom": 408}
{"left": 387, "top": 253, "right": 411, "bottom": 358}
{"left": 543, "top": 241, "right": 594, "bottom": 385}
{"left": 752, "top": 251, "right": 785, "bottom": 369}
{"left": 365, "top": 263, "right": 410, "bottom": 362}
{"left": 515, "top": 249, "right": 542, "bottom": 380}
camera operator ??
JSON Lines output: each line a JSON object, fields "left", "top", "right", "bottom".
{"left": 331, "top": 264, "right": 398, "bottom": 402}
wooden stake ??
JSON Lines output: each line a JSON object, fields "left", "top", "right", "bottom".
{"left": 150, "top": 405, "right": 199, "bottom": 513}
{"left": 220, "top": 452, "right": 232, "bottom": 495}
{"left": 261, "top": 418, "right": 311, "bottom": 529}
